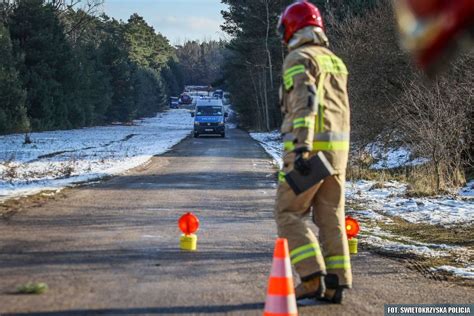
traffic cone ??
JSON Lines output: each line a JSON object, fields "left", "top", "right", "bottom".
{"left": 264, "top": 238, "right": 298, "bottom": 316}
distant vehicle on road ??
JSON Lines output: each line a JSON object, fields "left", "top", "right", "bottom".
{"left": 180, "top": 94, "right": 193, "bottom": 105}
{"left": 191, "top": 99, "right": 228, "bottom": 138}
{"left": 170, "top": 97, "right": 179, "bottom": 109}
{"left": 185, "top": 85, "right": 210, "bottom": 93}
{"left": 213, "top": 89, "right": 224, "bottom": 99}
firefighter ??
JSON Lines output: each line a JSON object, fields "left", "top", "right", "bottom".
{"left": 275, "top": 0, "right": 351, "bottom": 303}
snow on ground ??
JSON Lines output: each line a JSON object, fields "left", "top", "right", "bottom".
{"left": 347, "top": 180, "right": 473, "bottom": 227}
{"left": 251, "top": 131, "right": 474, "bottom": 279}
{"left": 366, "top": 142, "right": 429, "bottom": 170}
{"left": 348, "top": 181, "right": 473, "bottom": 279}
{"left": 0, "top": 109, "right": 193, "bottom": 202}
{"left": 460, "top": 180, "right": 474, "bottom": 198}
{"left": 249, "top": 131, "right": 283, "bottom": 168}
{"left": 433, "top": 266, "right": 474, "bottom": 279}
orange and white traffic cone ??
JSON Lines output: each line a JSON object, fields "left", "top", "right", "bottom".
{"left": 263, "top": 238, "right": 298, "bottom": 316}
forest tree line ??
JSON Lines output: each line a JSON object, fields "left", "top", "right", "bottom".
{"left": 220, "top": 0, "right": 473, "bottom": 192}
{"left": 0, "top": 0, "right": 185, "bottom": 134}
{"left": 176, "top": 40, "right": 227, "bottom": 87}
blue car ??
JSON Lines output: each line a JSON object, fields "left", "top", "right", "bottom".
{"left": 191, "top": 100, "right": 228, "bottom": 138}
{"left": 170, "top": 97, "right": 179, "bottom": 109}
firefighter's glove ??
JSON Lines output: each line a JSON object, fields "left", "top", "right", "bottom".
{"left": 294, "top": 148, "right": 311, "bottom": 176}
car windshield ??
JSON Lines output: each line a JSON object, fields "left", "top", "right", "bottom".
{"left": 196, "top": 106, "right": 222, "bottom": 116}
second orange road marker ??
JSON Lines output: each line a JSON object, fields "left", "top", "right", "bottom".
{"left": 264, "top": 238, "right": 298, "bottom": 316}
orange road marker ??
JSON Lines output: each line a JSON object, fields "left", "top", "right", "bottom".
{"left": 346, "top": 216, "right": 360, "bottom": 254}
{"left": 179, "top": 212, "right": 199, "bottom": 251}
{"left": 264, "top": 238, "right": 298, "bottom": 316}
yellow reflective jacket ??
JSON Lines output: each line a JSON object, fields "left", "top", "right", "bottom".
{"left": 281, "top": 27, "right": 350, "bottom": 172}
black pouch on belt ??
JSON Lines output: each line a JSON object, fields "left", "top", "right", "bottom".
{"left": 285, "top": 152, "right": 335, "bottom": 195}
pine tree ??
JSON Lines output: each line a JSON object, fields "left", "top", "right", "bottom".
{"left": 63, "top": 11, "right": 114, "bottom": 126}
{"left": 79, "top": 41, "right": 113, "bottom": 125}
{"left": 100, "top": 18, "right": 135, "bottom": 123}
{"left": 0, "top": 22, "right": 29, "bottom": 134}
{"left": 123, "top": 13, "right": 178, "bottom": 117}
{"left": 162, "top": 58, "right": 183, "bottom": 97}
{"left": 124, "top": 14, "right": 174, "bottom": 70}
{"left": 9, "top": 0, "right": 76, "bottom": 130}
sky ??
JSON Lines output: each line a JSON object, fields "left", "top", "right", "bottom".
{"left": 103, "top": 0, "right": 228, "bottom": 45}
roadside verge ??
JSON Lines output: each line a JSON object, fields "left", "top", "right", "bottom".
{"left": 0, "top": 109, "right": 193, "bottom": 205}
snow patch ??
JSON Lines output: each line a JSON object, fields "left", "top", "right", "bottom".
{"left": 362, "top": 234, "right": 445, "bottom": 257}
{"left": 347, "top": 180, "right": 474, "bottom": 227}
{"left": 347, "top": 185, "right": 473, "bottom": 279}
{"left": 250, "top": 131, "right": 283, "bottom": 168}
{"left": 0, "top": 109, "right": 193, "bottom": 202}
{"left": 433, "top": 265, "right": 474, "bottom": 279}
{"left": 366, "top": 143, "right": 428, "bottom": 170}
{"left": 459, "top": 180, "right": 474, "bottom": 198}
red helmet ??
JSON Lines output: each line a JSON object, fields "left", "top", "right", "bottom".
{"left": 278, "top": 0, "right": 324, "bottom": 44}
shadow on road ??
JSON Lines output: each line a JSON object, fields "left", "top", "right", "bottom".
{"left": 4, "top": 302, "right": 264, "bottom": 315}
{"left": 160, "top": 130, "right": 266, "bottom": 159}
{"left": 98, "top": 171, "right": 277, "bottom": 191}
{"left": 0, "top": 248, "right": 271, "bottom": 269}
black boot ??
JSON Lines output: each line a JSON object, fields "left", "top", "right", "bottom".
{"left": 318, "top": 274, "right": 346, "bottom": 304}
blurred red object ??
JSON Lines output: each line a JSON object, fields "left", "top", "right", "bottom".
{"left": 406, "top": 0, "right": 451, "bottom": 17}
{"left": 394, "top": 0, "right": 474, "bottom": 74}
{"left": 178, "top": 213, "right": 200, "bottom": 235}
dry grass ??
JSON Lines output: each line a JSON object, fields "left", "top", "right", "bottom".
{"left": 378, "top": 216, "right": 474, "bottom": 247}
{"left": 359, "top": 214, "right": 474, "bottom": 287}
{"left": 347, "top": 161, "right": 469, "bottom": 197}
{"left": 0, "top": 189, "right": 69, "bottom": 220}
{"left": 405, "top": 165, "right": 468, "bottom": 197}
{"left": 405, "top": 167, "right": 439, "bottom": 197}
{"left": 1, "top": 157, "right": 19, "bottom": 183}
{"left": 59, "top": 164, "right": 75, "bottom": 178}
{"left": 347, "top": 162, "right": 407, "bottom": 183}
{"left": 4, "top": 163, "right": 18, "bottom": 180}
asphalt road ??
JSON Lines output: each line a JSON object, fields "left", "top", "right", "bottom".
{"left": 0, "top": 128, "right": 472, "bottom": 316}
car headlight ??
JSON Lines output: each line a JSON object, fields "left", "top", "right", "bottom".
{"left": 218, "top": 122, "right": 225, "bottom": 126}
{"left": 194, "top": 122, "right": 200, "bottom": 126}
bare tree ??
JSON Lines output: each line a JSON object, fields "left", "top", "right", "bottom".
{"left": 53, "top": 0, "right": 104, "bottom": 40}
{"left": 396, "top": 62, "right": 473, "bottom": 192}
{"left": 1, "top": 0, "right": 102, "bottom": 11}
{"left": 46, "top": 0, "right": 103, "bottom": 14}
{"left": 263, "top": 0, "right": 274, "bottom": 89}
{"left": 1, "top": 0, "right": 104, "bottom": 40}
